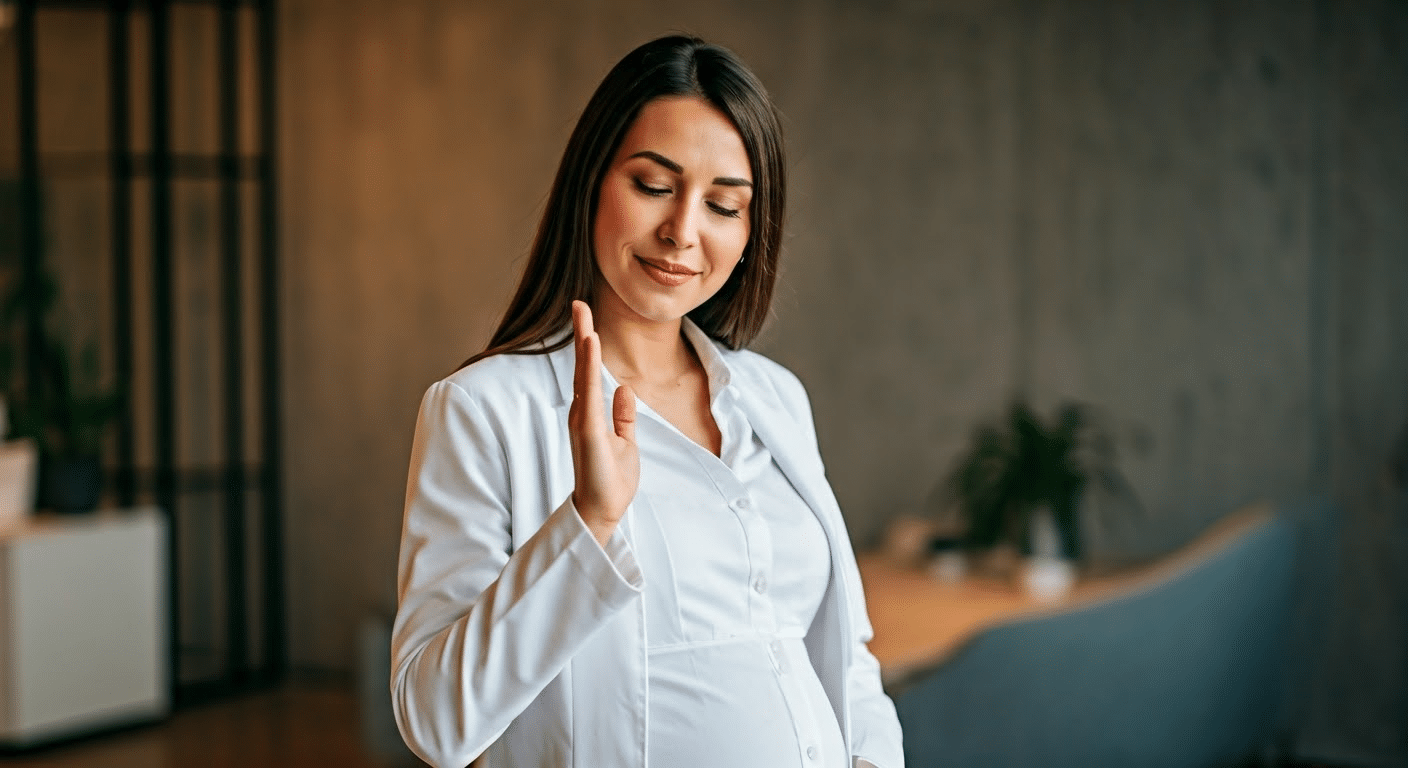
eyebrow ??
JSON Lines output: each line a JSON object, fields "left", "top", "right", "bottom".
{"left": 628, "top": 150, "right": 753, "bottom": 188}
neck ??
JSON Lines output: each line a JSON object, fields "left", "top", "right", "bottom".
{"left": 593, "top": 311, "right": 697, "bottom": 387}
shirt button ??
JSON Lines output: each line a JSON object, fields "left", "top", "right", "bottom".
{"left": 734, "top": 497, "right": 751, "bottom": 511}
{"left": 806, "top": 746, "right": 819, "bottom": 760}
{"left": 753, "top": 577, "right": 768, "bottom": 594}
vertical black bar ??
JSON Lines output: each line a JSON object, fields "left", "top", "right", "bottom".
{"left": 110, "top": 0, "right": 136, "bottom": 508}
{"left": 149, "top": 0, "right": 180, "bottom": 696}
{"left": 256, "top": 0, "right": 286, "bottom": 681}
{"left": 16, "top": 0, "right": 43, "bottom": 403}
{"left": 218, "top": 0, "right": 248, "bottom": 685}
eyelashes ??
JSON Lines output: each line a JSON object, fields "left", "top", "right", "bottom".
{"left": 708, "top": 202, "right": 742, "bottom": 218}
{"left": 632, "top": 178, "right": 743, "bottom": 219}
{"left": 633, "top": 178, "right": 670, "bottom": 197}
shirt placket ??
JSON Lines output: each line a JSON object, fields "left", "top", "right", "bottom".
{"left": 637, "top": 343, "right": 840, "bottom": 768}
{"left": 727, "top": 487, "right": 776, "bottom": 635}
{"left": 713, "top": 400, "right": 832, "bottom": 768}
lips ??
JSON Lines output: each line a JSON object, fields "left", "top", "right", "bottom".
{"left": 635, "top": 256, "right": 698, "bottom": 287}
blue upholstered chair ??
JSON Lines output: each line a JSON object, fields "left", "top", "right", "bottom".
{"left": 893, "top": 504, "right": 1300, "bottom": 768}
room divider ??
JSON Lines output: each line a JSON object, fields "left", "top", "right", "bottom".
{"left": 10, "top": 0, "right": 284, "bottom": 707}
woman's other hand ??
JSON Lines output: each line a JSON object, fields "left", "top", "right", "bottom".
{"left": 568, "top": 300, "right": 639, "bottom": 545}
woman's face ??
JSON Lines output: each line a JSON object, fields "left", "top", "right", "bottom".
{"left": 592, "top": 95, "right": 753, "bottom": 328}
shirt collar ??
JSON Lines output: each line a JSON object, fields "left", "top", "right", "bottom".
{"left": 681, "top": 317, "right": 734, "bottom": 402}
{"left": 545, "top": 316, "right": 734, "bottom": 406}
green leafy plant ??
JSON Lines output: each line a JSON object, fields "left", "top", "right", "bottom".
{"left": 1, "top": 253, "right": 123, "bottom": 461}
{"left": 946, "top": 400, "right": 1111, "bottom": 559}
{"left": 7, "top": 339, "right": 124, "bottom": 459}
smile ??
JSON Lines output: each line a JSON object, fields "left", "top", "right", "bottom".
{"left": 635, "top": 256, "right": 698, "bottom": 287}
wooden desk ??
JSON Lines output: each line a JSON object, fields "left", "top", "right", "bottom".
{"left": 858, "top": 555, "right": 1092, "bottom": 687}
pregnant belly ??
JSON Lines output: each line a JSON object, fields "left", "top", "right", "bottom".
{"left": 647, "top": 637, "right": 846, "bottom": 768}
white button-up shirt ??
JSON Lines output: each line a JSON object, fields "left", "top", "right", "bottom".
{"left": 602, "top": 322, "right": 847, "bottom": 768}
{"left": 391, "top": 319, "right": 903, "bottom": 768}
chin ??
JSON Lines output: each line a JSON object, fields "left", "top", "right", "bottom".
{"left": 625, "top": 297, "right": 695, "bottom": 324}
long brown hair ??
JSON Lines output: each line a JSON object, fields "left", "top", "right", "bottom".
{"left": 460, "top": 35, "right": 787, "bottom": 369}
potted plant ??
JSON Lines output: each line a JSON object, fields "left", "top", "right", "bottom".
{"left": 2, "top": 264, "right": 123, "bottom": 514}
{"left": 945, "top": 400, "right": 1114, "bottom": 562}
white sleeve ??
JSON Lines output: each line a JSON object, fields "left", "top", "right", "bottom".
{"left": 390, "top": 380, "right": 642, "bottom": 768}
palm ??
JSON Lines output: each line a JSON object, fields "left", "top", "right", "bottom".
{"left": 568, "top": 301, "right": 639, "bottom": 540}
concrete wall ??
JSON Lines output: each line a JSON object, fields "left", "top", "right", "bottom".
{"left": 5, "top": 1, "right": 1405, "bottom": 763}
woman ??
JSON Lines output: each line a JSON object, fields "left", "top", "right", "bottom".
{"left": 392, "top": 35, "right": 903, "bottom": 768}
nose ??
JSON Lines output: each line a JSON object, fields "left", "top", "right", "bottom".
{"left": 657, "top": 200, "right": 699, "bottom": 250}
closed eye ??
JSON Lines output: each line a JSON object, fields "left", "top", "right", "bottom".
{"left": 708, "top": 201, "right": 742, "bottom": 218}
{"left": 633, "top": 178, "right": 670, "bottom": 197}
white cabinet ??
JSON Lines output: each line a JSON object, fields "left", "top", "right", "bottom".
{"left": 0, "top": 508, "right": 168, "bottom": 747}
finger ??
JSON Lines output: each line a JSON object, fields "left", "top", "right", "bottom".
{"left": 573, "top": 311, "right": 606, "bottom": 435}
{"left": 612, "top": 384, "right": 636, "bottom": 443}
{"left": 572, "top": 299, "right": 594, "bottom": 343}
{"left": 571, "top": 300, "right": 594, "bottom": 402}
{"left": 571, "top": 302, "right": 604, "bottom": 422}
{"left": 581, "top": 333, "right": 606, "bottom": 431}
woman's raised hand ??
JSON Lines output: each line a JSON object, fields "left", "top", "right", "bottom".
{"left": 568, "top": 300, "right": 639, "bottom": 545}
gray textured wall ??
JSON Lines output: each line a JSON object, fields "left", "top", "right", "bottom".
{"left": 4, "top": 1, "right": 1405, "bottom": 764}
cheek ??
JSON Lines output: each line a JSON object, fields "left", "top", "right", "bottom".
{"left": 709, "top": 237, "right": 749, "bottom": 287}
{"left": 595, "top": 186, "right": 644, "bottom": 246}
{"left": 593, "top": 197, "right": 617, "bottom": 247}
{"left": 723, "top": 227, "right": 750, "bottom": 269}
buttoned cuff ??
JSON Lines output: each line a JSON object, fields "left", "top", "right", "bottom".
{"left": 557, "top": 495, "right": 644, "bottom": 596}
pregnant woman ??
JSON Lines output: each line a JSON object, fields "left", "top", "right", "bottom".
{"left": 391, "top": 34, "right": 904, "bottom": 768}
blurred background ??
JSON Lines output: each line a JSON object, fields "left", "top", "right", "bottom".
{"left": 0, "top": 0, "right": 1404, "bottom": 766}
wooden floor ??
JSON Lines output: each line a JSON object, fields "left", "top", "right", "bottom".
{"left": 3, "top": 683, "right": 421, "bottom": 768}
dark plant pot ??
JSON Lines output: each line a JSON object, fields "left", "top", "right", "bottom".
{"left": 38, "top": 454, "right": 103, "bottom": 514}
{"left": 1054, "top": 505, "right": 1082, "bottom": 561}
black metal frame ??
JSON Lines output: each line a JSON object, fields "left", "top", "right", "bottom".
{"left": 13, "top": 0, "right": 285, "bottom": 705}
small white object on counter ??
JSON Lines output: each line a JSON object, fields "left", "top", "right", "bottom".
{"left": 0, "top": 438, "right": 38, "bottom": 531}
{"left": 928, "top": 551, "right": 967, "bottom": 584}
{"left": 1021, "top": 556, "right": 1077, "bottom": 602}
{"left": 0, "top": 395, "right": 39, "bottom": 529}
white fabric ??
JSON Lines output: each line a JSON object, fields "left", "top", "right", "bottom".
{"left": 391, "top": 319, "right": 904, "bottom": 768}
{"left": 612, "top": 323, "right": 844, "bottom": 768}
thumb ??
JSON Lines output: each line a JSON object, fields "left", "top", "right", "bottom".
{"left": 612, "top": 385, "right": 636, "bottom": 443}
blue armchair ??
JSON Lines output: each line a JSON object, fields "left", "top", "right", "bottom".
{"left": 893, "top": 505, "right": 1299, "bottom": 768}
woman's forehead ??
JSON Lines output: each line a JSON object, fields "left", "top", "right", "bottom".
{"left": 615, "top": 96, "right": 752, "bottom": 181}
